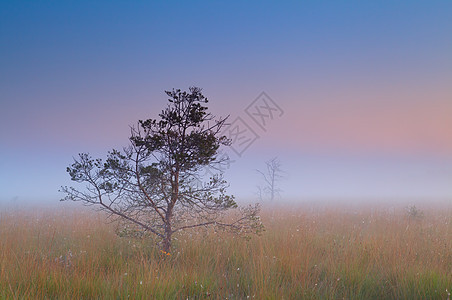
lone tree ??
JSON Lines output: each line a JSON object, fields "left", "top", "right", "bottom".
{"left": 61, "top": 87, "right": 262, "bottom": 252}
{"left": 256, "top": 157, "right": 284, "bottom": 202}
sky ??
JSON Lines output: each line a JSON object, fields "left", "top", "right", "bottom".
{"left": 1, "top": 1, "right": 451, "bottom": 205}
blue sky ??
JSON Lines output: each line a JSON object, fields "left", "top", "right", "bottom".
{"left": 1, "top": 1, "right": 451, "bottom": 204}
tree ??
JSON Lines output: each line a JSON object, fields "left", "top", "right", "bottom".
{"left": 256, "top": 157, "right": 284, "bottom": 202}
{"left": 61, "top": 87, "right": 263, "bottom": 252}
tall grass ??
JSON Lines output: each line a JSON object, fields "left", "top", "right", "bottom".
{"left": 0, "top": 203, "right": 451, "bottom": 299}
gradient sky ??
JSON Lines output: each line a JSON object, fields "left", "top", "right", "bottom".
{"left": 1, "top": 1, "right": 451, "bottom": 204}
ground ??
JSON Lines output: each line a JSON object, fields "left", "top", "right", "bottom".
{"left": 1, "top": 202, "right": 451, "bottom": 299}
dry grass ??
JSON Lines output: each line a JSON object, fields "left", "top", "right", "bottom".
{"left": 0, "top": 203, "right": 451, "bottom": 299}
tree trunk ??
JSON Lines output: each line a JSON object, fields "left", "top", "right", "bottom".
{"left": 162, "top": 224, "right": 172, "bottom": 253}
{"left": 161, "top": 204, "right": 173, "bottom": 253}
{"left": 162, "top": 169, "right": 178, "bottom": 253}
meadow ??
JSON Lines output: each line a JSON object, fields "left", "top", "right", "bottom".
{"left": 0, "top": 202, "right": 451, "bottom": 299}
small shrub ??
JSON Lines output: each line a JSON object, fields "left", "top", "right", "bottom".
{"left": 405, "top": 205, "right": 424, "bottom": 220}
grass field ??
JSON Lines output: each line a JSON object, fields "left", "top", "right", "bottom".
{"left": 1, "top": 203, "right": 451, "bottom": 299}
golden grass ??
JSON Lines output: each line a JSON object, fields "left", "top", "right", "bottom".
{"left": 0, "top": 203, "right": 451, "bottom": 299}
